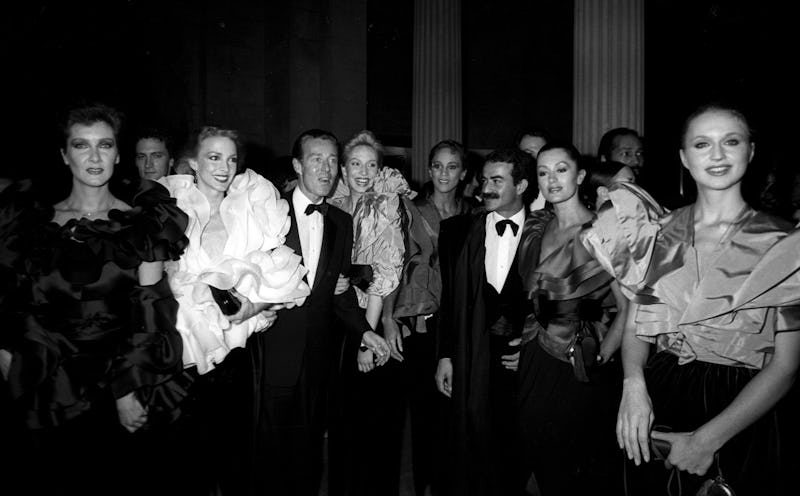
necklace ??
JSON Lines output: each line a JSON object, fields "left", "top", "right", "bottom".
{"left": 70, "top": 199, "right": 115, "bottom": 218}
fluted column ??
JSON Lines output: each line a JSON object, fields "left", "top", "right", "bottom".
{"left": 573, "top": 0, "right": 644, "bottom": 156}
{"left": 412, "top": 0, "right": 462, "bottom": 184}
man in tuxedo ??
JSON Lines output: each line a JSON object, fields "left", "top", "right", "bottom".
{"left": 436, "top": 148, "right": 531, "bottom": 496}
{"left": 246, "top": 129, "right": 390, "bottom": 495}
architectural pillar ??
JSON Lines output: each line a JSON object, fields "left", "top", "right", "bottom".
{"left": 573, "top": 0, "right": 644, "bottom": 156}
{"left": 411, "top": 0, "right": 462, "bottom": 184}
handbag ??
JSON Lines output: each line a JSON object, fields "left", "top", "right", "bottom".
{"left": 565, "top": 321, "right": 606, "bottom": 382}
{"left": 649, "top": 430, "right": 737, "bottom": 496}
{"left": 209, "top": 285, "right": 241, "bottom": 316}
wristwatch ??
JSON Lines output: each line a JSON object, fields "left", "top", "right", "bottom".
{"left": 359, "top": 340, "right": 369, "bottom": 352}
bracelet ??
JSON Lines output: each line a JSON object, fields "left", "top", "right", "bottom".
{"left": 359, "top": 340, "right": 369, "bottom": 352}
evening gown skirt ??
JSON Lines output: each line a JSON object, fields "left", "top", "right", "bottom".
{"left": 517, "top": 339, "right": 623, "bottom": 496}
{"left": 625, "top": 351, "right": 783, "bottom": 496}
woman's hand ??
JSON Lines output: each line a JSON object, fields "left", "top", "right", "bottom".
{"left": 650, "top": 431, "right": 716, "bottom": 476}
{"left": 227, "top": 290, "right": 270, "bottom": 325}
{"left": 598, "top": 338, "right": 618, "bottom": 365}
{"left": 358, "top": 349, "right": 375, "bottom": 373}
{"left": 501, "top": 338, "right": 522, "bottom": 371}
{"left": 361, "top": 330, "right": 390, "bottom": 366}
{"left": 116, "top": 392, "right": 148, "bottom": 433}
{"left": 382, "top": 317, "right": 404, "bottom": 362}
{"left": 616, "top": 377, "right": 654, "bottom": 465}
{"left": 0, "top": 349, "right": 12, "bottom": 380}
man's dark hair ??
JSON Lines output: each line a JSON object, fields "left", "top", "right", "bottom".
{"left": 133, "top": 126, "right": 173, "bottom": 155}
{"left": 514, "top": 128, "right": 552, "bottom": 148}
{"left": 291, "top": 129, "right": 339, "bottom": 161}
{"left": 483, "top": 148, "right": 531, "bottom": 185}
{"left": 597, "top": 127, "right": 640, "bottom": 161}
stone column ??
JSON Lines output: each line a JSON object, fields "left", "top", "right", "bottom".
{"left": 411, "top": 0, "right": 462, "bottom": 184}
{"left": 573, "top": 0, "right": 644, "bottom": 156}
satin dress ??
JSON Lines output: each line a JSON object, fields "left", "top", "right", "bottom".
{"left": 0, "top": 179, "right": 189, "bottom": 496}
{"left": 517, "top": 209, "right": 623, "bottom": 496}
{"left": 582, "top": 182, "right": 800, "bottom": 495}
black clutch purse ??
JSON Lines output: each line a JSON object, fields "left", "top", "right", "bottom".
{"left": 209, "top": 286, "right": 241, "bottom": 316}
{"left": 347, "top": 264, "right": 374, "bottom": 292}
{"left": 649, "top": 429, "right": 737, "bottom": 496}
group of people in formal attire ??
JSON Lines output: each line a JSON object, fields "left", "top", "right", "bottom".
{"left": 0, "top": 101, "right": 798, "bottom": 496}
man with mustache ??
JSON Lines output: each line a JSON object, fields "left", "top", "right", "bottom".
{"left": 231, "top": 129, "right": 390, "bottom": 495}
{"left": 437, "top": 148, "right": 531, "bottom": 495}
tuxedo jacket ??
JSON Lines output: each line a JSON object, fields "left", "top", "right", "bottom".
{"left": 446, "top": 211, "right": 531, "bottom": 495}
{"left": 250, "top": 189, "right": 370, "bottom": 388}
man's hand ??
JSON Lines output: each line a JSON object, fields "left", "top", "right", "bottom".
{"left": 116, "top": 392, "right": 148, "bottom": 433}
{"left": 258, "top": 309, "right": 278, "bottom": 331}
{"left": 334, "top": 273, "right": 350, "bottom": 295}
{"left": 435, "top": 358, "right": 453, "bottom": 397}
{"left": 357, "top": 349, "right": 375, "bottom": 373}
{"left": 501, "top": 338, "right": 522, "bottom": 371}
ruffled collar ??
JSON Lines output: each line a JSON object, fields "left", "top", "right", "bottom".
{"left": 519, "top": 209, "right": 612, "bottom": 300}
{"left": 39, "top": 180, "right": 188, "bottom": 285}
{"left": 331, "top": 167, "right": 417, "bottom": 205}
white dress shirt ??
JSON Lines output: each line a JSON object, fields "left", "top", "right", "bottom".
{"left": 485, "top": 208, "right": 526, "bottom": 292}
{"left": 293, "top": 188, "right": 324, "bottom": 288}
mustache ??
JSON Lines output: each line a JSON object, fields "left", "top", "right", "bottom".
{"left": 482, "top": 192, "right": 500, "bottom": 200}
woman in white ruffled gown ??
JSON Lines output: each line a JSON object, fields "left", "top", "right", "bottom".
{"left": 157, "top": 126, "right": 311, "bottom": 494}
{"left": 160, "top": 127, "right": 310, "bottom": 375}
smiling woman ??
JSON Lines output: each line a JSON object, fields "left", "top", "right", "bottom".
{"left": 159, "top": 126, "right": 309, "bottom": 375}
{"left": 583, "top": 103, "right": 800, "bottom": 495}
{"left": 516, "top": 141, "right": 628, "bottom": 495}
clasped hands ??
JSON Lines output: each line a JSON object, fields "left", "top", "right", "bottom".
{"left": 358, "top": 330, "right": 391, "bottom": 373}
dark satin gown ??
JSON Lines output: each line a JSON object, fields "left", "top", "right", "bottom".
{"left": 0, "top": 180, "right": 188, "bottom": 496}
{"left": 517, "top": 210, "right": 623, "bottom": 496}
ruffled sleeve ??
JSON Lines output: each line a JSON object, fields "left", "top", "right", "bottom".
{"left": 0, "top": 182, "right": 52, "bottom": 349}
{"left": 372, "top": 167, "right": 418, "bottom": 199}
{"left": 392, "top": 198, "right": 442, "bottom": 319}
{"left": 110, "top": 276, "right": 191, "bottom": 420}
{"left": 579, "top": 182, "right": 668, "bottom": 300}
{"left": 97, "top": 179, "right": 189, "bottom": 264}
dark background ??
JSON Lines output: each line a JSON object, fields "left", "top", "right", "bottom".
{"left": 1, "top": 0, "right": 792, "bottom": 207}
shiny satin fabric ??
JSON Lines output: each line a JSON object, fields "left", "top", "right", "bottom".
{"left": 519, "top": 210, "right": 614, "bottom": 379}
{"left": 0, "top": 180, "right": 189, "bottom": 428}
{"left": 582, "top": 183, "right": 800, "bottom": 369}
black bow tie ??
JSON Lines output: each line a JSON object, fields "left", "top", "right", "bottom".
{"left": 495, "top": 219, "right": 519, "bottom": 236}
{"left": 305, "top": 201, "right": 329, "bottom": 216}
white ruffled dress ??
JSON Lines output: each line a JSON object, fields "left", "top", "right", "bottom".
{"left": 160, "top": 170, "right": 310, "bottom": 374}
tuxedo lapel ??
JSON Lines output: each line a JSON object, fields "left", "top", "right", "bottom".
{"left": 285, "top": 197, "right": 302, "bottom": 254}
{"left": 469, "top": 215, "right": 488, "bottom": 301}
{"left": 314, "top": 209, "right": 336, "bottom": 291}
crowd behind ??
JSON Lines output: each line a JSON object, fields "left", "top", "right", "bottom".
{"left": 1, "top": 101, "right": 799, "bottom": 496}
